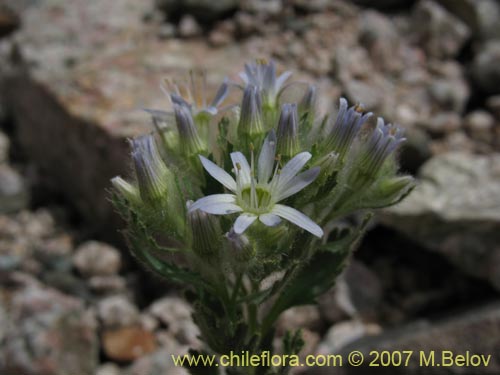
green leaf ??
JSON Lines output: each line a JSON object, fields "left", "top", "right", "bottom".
{"left": 261, "top": 213, "right": 372, "bottom": 335}
{"left": 283, "top": 330, "right": 304, "bottom": 355}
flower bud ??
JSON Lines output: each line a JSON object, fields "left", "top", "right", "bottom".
{"left": 187, "top": 201, "right": 222, "bottom": 259}
{"left": 324, "top": 98, "right": 372, "bottom": 161}
{"left": 298, "top": 84, "right": 317, "bottom": 120}
{"left": 131, "top": 135, "right": 171, "bottom": 204}
{"left": 313, "top": 151, "right": 339, "bottom": 183}
{"left": 359, "top": 118, "right": 406, "bottom": 173}
{"left": 376, "top": 176, "right": 415, "bottom": 201}
{"left": 225, "top": 229, "right": 254, "bottom": 261}
{"left": 174, "top": 103, "right": 206, "bottom": 155}
{"left": 347, "top": 118, "right": 406, "bottom": 190}
{"left": 238, "top": 85, "right": 264, "bottom": 138}
{"left": 276, "top": 103, "right": 300, "bottom": 158}
{"left": 111, "top": 176, "right": 140, "bottom": 204}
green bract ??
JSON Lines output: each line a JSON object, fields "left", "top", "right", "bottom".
{"left": 111, "top": 60, "right": 415, "bottom": 375}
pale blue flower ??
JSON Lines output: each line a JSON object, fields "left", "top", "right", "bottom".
{"left": 189, "top": 132, "right": 323, "bottom": 238}
{"left": 165, "top": 70, "right": 229, "bottom": 117}
{"left": 276, "top": 103, "right": 300, "bottom": 157}
{"left": 239, "top": 60, "right": 292, "bottom": 107}
{"left": 360, "top": 117, "right": 406, "bottom": 172}
{"left": 144, "top": 71, "right": 229, "bottom": 123}
{"left": 238, "top": 85, "right": 264, "bottom": 137}
{"left": 324, "top": 98, "right": 372, "bottom": 159}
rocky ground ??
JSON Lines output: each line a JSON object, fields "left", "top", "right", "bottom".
{"left": 1, "top": 0, "right": 500, "bottom": 374}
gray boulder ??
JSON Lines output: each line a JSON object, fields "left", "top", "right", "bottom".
{"left": 471, "top": 41, "right": 500, "bottom": 95}
{"left": 381, "top": 152, "right": 500, "bottom": 290}
{"left": 311, "top": 302, "right": 500, "bottom": 374}
{"left": 156, "top": 0, "right": 239, "bottom": 23}
{"left": 412, "top": 0, "right": 470, "bottom": 59}
{"left": 437, "top": 0, "right": 500, "bottom": 41}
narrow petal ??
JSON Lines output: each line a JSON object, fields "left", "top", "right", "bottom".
{"left": 234, "top": 213, "right": 258, "bottom": 234}
{"left": 210, "top": 79, "right": 229, "bottom": 108}
{"left": 239, "top": 71, "right": 249, "bottom": 85}
{"left": 276, "top": 71, "right": 292, "bottom": 90}
{"left": 259, "top": 213, "right": 281, "bottom": 227}
{"left": 271, "top": 204, "right": 323, "bottom": 238}
{"left": 199, "top": 155, "right": 237, "bottom": 192}
{"left": 171, "top": 93, "right": 190, "bottom": 107}
{"left": 258, "top": 130, "right": 277, "bottom": 183}
{"left": 263, "top": 62, "right": 276, "bottom": 92}
{"left": 189, "top": 194, "right": 242, "bottom": 215}
{"left": 276, "top": 152, "right": 312, "bottom": 190}
{"left": 230, "top": 152, "right": 251, "bottom": 186}
{"left": 276, "top": 167, "right": 320, "bottom": 201}
{"left": 142, "top": 108, "right": 175, "bottom": 123}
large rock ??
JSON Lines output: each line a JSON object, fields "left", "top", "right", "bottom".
{"left": 156, "top": 0, "right": 239, "bottom": 23}
{"left": 352, "top": 0, "right": 416, "bottom": 10}
{"left": 0, "top": 130, "right": 8, "bottom": 163}
{"left": 311, "top": 303, "right": 500, "bottom": 375}
{"left": 437, "top": 0, "right": 500, "bottom": 41}
{"left": 318, "top": 260, "right": 383, "bottom": 323}
{"left": 412, "top": 0, "right": 470, "bottom": 59}
{"left": 471, "top": 41, "right": 500, "bottom": 95}
{"left": 381, "top": 152, "right": 500, "bottom": 290}
{"left": 1, "top": 0, "right": 250, "bottom": 241}
{"left": 0, "top": 274, "right": 98, "bottom": 375}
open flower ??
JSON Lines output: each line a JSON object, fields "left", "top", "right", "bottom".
{"left": 188, "top": 132, "right": 323, "bottom": 238}
{"left": 145, "top": 71, "right": 229, "bottom": 124}
{"left": 239, "top": 59, "right": 292, "bottom": 108}
{"left": 164, "top": 70, "right": 229, "bottom": 117}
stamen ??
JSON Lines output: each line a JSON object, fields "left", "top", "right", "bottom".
{"left": 250, "top": 144, "right": 257, "bottom": 208}
{"left": 354, "top": 103, "right": 364, "bottom": 113}
{"left": 269, "top": 155, "right": 282, "bottom": 191}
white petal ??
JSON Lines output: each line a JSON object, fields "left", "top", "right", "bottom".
{"left": 276, "top": 152, "right": 312, "bottom": 190}
{"left": 271, "top": 204, "right": 323, "bottom": 238}
{"left": 234, "top": 213, "right": 258, "bottom": 234}
{"left": 230, "top": 152, "right": 251, "bottom": 186}
{"left": 259, "top": 213, "right": 281, "bottom": 227}
{"left": 189, "top": 194, "right": 242, "bottom": 215}
{"left": 258, "top": 131, "right": 276, "bottom": 183}
{"left": 263, "top": 62, "right": 276, "bottom": 91}
{"left": 239, "top": 71, "right": 249, "bottom": 84}
{"left": 199, "top": 155, "right": 237, "bottom": 192}
{"left": 276, "top": 167, "right": 320, "bottom": 201}
{"left": 276, "top": 71, "right": 292, "bottom": 90}
{"left": 199, "top": 106, "right": 218, "bottom": 116}
{"left": 210, "top": 79, "right": 229, "bottom": 108}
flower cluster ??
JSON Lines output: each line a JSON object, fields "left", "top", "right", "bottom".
{"left": 111, "top": 59, "right": 414, "bottom": 375}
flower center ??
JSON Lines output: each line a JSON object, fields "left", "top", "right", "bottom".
{"left": 238, "top": 185, "right": 273, "bottom": 214}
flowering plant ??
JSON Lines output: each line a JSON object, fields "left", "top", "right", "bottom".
{"left": 111, "top": 60, "right": 414, "bottom": 374}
